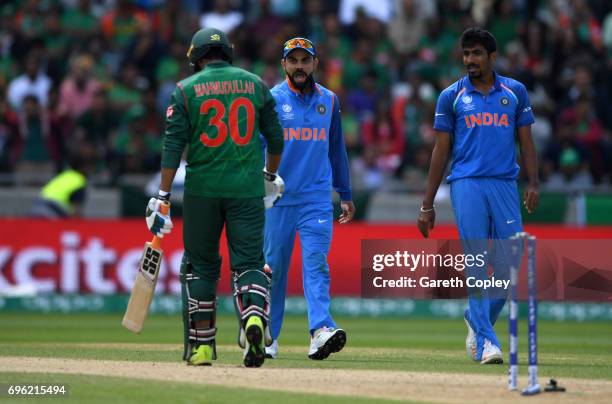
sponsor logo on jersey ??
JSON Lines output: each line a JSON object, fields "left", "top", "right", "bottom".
{"left": 317, "top": 104, "right": 326, "bottom": 114}
{"left": 501, "top": 97, "right": 509, "bottom": 106}
{"left": 283, "top": 127, "right": 327, "bottom": 141}
{"left": 462, "top": 95, "right": 472, "bottom": 104}
{"left": 166, "top": 105, "right": 174, "bottom": 118}
{"left": 464, "top": 112, "right": 509, "bottom": 128}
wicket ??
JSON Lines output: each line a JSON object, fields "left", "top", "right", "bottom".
{"left": 508, "top": 232, "right": 541, "bottom": 396}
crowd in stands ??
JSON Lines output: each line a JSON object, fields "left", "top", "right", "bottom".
{"left": 1, "top": 0, "right": 611, "bottom": 192}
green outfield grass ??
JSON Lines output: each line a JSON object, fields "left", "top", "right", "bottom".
{"left": 1, "top": 313, "right": 611, "bottom": 402}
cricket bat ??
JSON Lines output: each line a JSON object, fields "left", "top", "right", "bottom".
{"left": 122, "top": 201, "right": 170, "bottom": 333}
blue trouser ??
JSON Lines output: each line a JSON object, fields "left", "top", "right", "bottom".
{"left": 264, "top": 202, "right": 336, "bottom": 338}
{"left": 451, "top": 178, "right": 522, "bottom": 360}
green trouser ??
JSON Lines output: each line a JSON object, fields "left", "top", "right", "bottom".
{"left": 180, "top": 194, "right": 269, "bottom": 360}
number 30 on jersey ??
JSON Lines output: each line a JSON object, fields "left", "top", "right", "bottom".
{"left": 200, "top": 97, "right": 255, "bottom": 147}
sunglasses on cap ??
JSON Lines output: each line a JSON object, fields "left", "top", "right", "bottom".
{"left": 283, "top": 37, "right": 316, "bottom": 58}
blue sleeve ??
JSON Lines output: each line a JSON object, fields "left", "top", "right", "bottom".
{"left": 515, "top": 83, "right": 535, "bottom": 128}
{"left": 328, "top": 94, "right": 352, "bottom": 201}
{"left": 433, "top": 89, "right": 454, "bottom": 133}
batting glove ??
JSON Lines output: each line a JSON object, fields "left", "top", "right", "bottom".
{"left": 263, "top": 169, "right": 284, "bottom": 209}
{"left": 145, "top": 194, "right": 173, "bottom": 238}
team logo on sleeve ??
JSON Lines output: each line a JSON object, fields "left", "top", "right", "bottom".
{"left": 501, "top": 97, "right": 509, "bottom": 106}
{"left": 166, "top": 105, "right": 174, "bottom": 118}
{"left": 317, "top": 104, "right": 326, "bottom": 114}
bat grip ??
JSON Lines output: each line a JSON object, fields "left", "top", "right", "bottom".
{"left": 151, "top": 201, "right": 171, "bottom": 249}
{"left": 159, "top": 201, "right": 170, "bottom": 215}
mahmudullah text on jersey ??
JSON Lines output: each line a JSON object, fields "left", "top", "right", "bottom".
{"left": 194, "top": 80, "right": 256, "bottom": 97}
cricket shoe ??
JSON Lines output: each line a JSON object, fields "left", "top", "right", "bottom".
{"left": 265, "top": 339, "right": 278, "bottom": 359}
{"left": 243, "top": 316, "right": 266, "bottom": 367}
{"left": 308, "top": 327, "right": 346, "bottom": 360}
{"left": 239, "top": 319, "right": 273, "bottom": 349}
{"left": 464, "top": 309, "right": 477, "bottom": 361}
{"left": 480, "top": 339, "right": 503, "bottom": 364}
{"left": 188, "top": 344, "right": 214, "bottom": 366}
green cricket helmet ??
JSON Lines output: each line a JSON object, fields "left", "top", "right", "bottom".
{"left": 187, "top": 27, "right": 234, "bottom": 69}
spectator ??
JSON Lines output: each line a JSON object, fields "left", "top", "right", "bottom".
{"left": 155, "top": 39, "right": 189, "bottom": 112}
{"left": 15, "top": 0, "right": 46, "bottom": 42}
{"left": 488, "top": 0, "right": 521, "bottom": 54}
{"left": 155, "top": 0, "right": 197, "bottom": 43}
{"left": 57, "top": 54, "right": 101, "bottom": 121}
{"left": 62, "top": 0, "right": 99, "bottom": 40}
{"left": 44, "top": 7, "right": 71, "bottom": 82}
{"left": 107, "top": 63, "right": 143, "bottom": 111}
{"left": 247, "top": 0, "right": 284, "bottom": 46}
{"left": 140, "top": 87, "right": 164, "bottom": 143}
{"left": 0, "top": 0, "right": 609, "bottom": 189}
{"left": 543, "top": 141, "right": 592, "bottom": 191}
{"left": 122, "top": 17, "right": 164, "bottom": 85}
{"left": 603, "top": 9, "right": 612, "bottom": 52}
{"left": 14, "top": 95, "right": 62, "bottom": 184}
{"left": 7, "top": 54, "right": 51, "bottom": 110}
{"left": 346, "top": 68, "right": 379, "bottom": 118}
{"left": 74, "top": 89, "right": 118, "bottom": 174}
{"left": 199, "top": 0, "right": 244, "bottom": 35}
{"left": 101, "top": 0, "right": 148, "bottom": 50}
{"left": 561, "top": 64, "right": 611, "bottom": 130}
{"left": 339, "top": 0, "right": 393, "bottom": 25}
{"left": 0, "top": 95, "right": 20, "bottom": 173}
{"left": 112, "top": 104, "right": 160, "bottom": 174}
{"left": 558, "top": 96, "right": 606, "bottom": 182}
{"left": 388, "top": 0, "right": 425, "bottom": 59}
{"left": 361, "top": 99, "right": 404, "bottom": 174}
{"left": 0, "top": 5, "right": 18, "bottom": 90}
{"left": 303, "top": 0, "right": 326, "bottom": 43}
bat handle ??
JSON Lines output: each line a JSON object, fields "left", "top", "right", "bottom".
{"left": 151, "top": 201, "right": 171, "bottom": 249}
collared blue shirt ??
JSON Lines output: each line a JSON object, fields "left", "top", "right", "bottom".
{"left": 268, "top": 80, "right": 352, "bottom": 206}
{"left": 433, "top": 72, "right": 535, "bottom": 182}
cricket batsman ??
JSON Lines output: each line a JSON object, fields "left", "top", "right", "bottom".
{"left": 417, "top": 28, "right": 539, "bottom": 364}
{"left": 146, "top": 27, "right": 284, "bottom": 367}
{"left": 263, "top": 37, "right": 355, "bottom": 360}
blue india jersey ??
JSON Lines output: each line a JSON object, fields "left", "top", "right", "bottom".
{"left": 433, "top": 72, "right": 535, "bottom": 182}
{"left": 267, "top": 80, "right": 352, "bottom": 206}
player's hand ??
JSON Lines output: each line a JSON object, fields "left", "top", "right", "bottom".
{"left": 417, "top": 206, "right": 435, "bottom": 238}
{"left": 146, "top": 197, "right": 173, "bottom": 238}
{"left": 523, "top": 184, "right": 539, "bottom": 214}
{"left": 339, "top": 201, "right": 355, "bottom": 224}
{"left": 263, "top": 169, "right": 285, "bottom": 209}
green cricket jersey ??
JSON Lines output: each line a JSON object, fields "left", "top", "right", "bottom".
{"left": 162, "top": 61, "right": 283, "bottom": 198}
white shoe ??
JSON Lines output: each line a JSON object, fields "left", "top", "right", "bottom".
{"left": 308, "top": 327, "right": 346, "bottom": 360}
{"left": 480, "top": 339, "right": 503, "bottom": 364}
{"left": 265, "top": 339, "right": 278, "bottom": 359}
{"left": 464, "top": 310, "right": 477, "bottom": 361}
